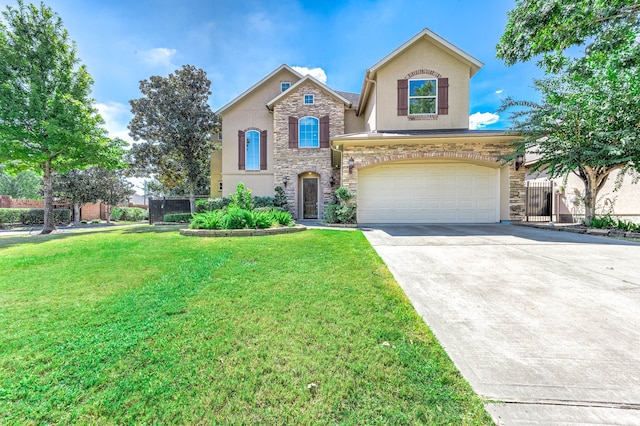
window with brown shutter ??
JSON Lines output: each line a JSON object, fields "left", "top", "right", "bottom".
{"left": 288, "top": 116, "right": 298, "bottom": 148}
{"left": 260, "top": 130, "right": 267, "bottom": 170}
{"left": 438, "top": 78, "right": 449, "bottom": 115}
{"left": 397, "top": 79, "right": 408, "bottom": 116}
{"left": 319, "top": 116, "right": 329, "bottom": 148}
{"left": 238, "top": 130, "right": 245, "bottom": 170}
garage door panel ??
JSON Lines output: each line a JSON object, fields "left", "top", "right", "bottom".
{"left": 358, "top": 163, "right": 499, "bottom": 223}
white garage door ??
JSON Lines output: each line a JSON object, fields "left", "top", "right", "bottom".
{"left": 358, "top": 162, "right": 499, "bottom": 223}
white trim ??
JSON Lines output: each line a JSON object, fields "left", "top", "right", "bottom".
{"left": 244, "top": 129, "right": 261, "bottom": 170}
{"left": 298, "top": 116, "right": 319, "bottom": 148}
{"left": 408, "top": 78, "right": 437, "bottom": 116}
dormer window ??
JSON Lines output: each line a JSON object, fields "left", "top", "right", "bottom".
{"left": 409, "top": 79, "right": 437, "bottom": 115}
{"left": 304, "top": 94, "right": 314, "bottom": 105}
{"left": 281, "top": 81, "right": 291, "bottom": 92}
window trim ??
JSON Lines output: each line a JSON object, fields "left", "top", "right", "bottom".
{"left": 281, "top": 81, "right": 291, "bottom": 92}
{"left": 298, "top": 116, "right": 319, "bottom": 148}
{"left": 408, "top": 78, "right": 437, "bottom": 115}
{"left": 303, "top": 94, "right": 315, "bottom": 105}
{"left": 245, "top": 129, "right": 261, "bottom": 170}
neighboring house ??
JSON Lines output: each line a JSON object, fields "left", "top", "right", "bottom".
{"left": 216, "top": 29, "right": 525, "bottom": 223}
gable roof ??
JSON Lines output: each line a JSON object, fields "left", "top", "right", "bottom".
{"left": 216, "top": 64, "right": 302, "bottom": 115}
{"left": 357, "top": 28, "right": 484, "bottom": 115}
{"left": 266, "top": 75, "right": 353, "bottom": 110}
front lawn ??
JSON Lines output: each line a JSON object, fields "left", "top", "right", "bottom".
{"left": 0, "top": 227, "right": 492, "bottom": 424}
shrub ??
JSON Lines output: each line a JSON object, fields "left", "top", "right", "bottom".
{"left": 269, "top": 210, "right": 294, "bottom": 226}
{"left": 221, "top": 207, "right": 254, "bottom": 229}
{"left": 0, "top": 208, "right": 27, "bottom": 227}
{"left": 20, "top": 209, "right": 71, "bottom": 225}
{"left": 253, "top": 211, "right": 274, "bottom": 229}
{"left": 324, "top": 186, "right": 357, "bottom": 224}
{"left": 274, "top": 186, "right": 288, "bottom": 209}
{"left": 254, "top": 196, "right": 276, "bottom": 208}
{"left": 90, "top": 219, "right": 101, "bottom": 224}
{"left": 110, "top": 207, "right": 147, "bottom": 221}
{"left": 229, "top": 183, "right": 254, "bottom": 211}
{"left": 190, "top": 211, "right": 223, "bottom": 229}
{"left": 164, "top": 213, "right": 192, "bottom": 223}
{"left": 196, "top": 197, "right": 230, "bottom": 213}
{"left": 589, "top": 214, "right": 639, "bottom": 231}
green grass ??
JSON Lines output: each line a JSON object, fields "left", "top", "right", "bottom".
{"left": 0, "top": 226, "right": 492, "bottom": 424}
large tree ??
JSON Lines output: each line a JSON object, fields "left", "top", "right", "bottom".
{"left": 499, "top": 49, "right": 640, "bottom": 223}
{"left": 0, "top": 1, "right": 124, "bottom": 233}
{"left": 128, "top": 65, "right": 217, "bottom": 213}
{"left": 497, "top": 0, "right": 640, "bottom": 71}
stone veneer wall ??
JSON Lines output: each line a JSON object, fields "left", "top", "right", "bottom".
{"left": 340, "top": 140, "right": 526, "bottom": 221}
{"left": 272, "top": 82, "right": 345, "bottom": 219}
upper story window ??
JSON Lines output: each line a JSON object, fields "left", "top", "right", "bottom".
{"left": 298, "top": 116, "right": 319, "bottom": 148}
{"left": 245, "top": 130, "right": 261, "bottom": 170}
{"left": 304, "top": 94, "right": 314, "bottom": 105}
{"left": 281, "top": 81, "right": 291, "bottom": 92}
{"left": 409, "top": 79, "right": 437, "bottom": 115}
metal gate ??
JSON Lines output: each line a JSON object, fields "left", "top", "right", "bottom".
{"left": 525, "top": 181, "right": 554, "bottom": 222}
{"left": 148, "top": 198, "right": 191, "bottom": 224}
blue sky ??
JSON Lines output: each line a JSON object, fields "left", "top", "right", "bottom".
{"left": 1, "top": 0, "right": 543, "bottom": 142}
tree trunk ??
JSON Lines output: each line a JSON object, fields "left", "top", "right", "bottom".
{"left": 583, "top": 173, "right": 599, "bottom": 225}
{"left": 73, "top": 203, "right": 81, "bottom": 226}
{"left": 189, "top": 182, "right": 196, "bottom": 214}
{"left": 41, "top": 160, "right": 56, "bottom": 234}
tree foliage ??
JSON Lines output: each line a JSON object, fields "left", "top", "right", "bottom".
{"left": 53, "top": 166, "right": 134, "bottom": 224}
{"left": 497, "top": 0, "right": 640, "bottom": 71}
{"left": 0, "top": 168, "right": 42, "bottom": 199}
{"left": 0, "top": 1, "right": 125, "bottom": 233}
{"left": 499, "top": 50, "right": 640, "bottom": 222}
{"left": 128, "top": 65, "right": 218, "bottom": 213}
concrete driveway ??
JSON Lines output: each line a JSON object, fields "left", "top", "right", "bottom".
{"left": 363, "top": 224, "right": 640, "bottom": 425}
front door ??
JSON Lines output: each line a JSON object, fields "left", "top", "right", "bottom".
{"left": 302, "top": 178, "right": 318, "bottom": 219}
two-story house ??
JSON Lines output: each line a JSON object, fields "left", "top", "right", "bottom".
{"left": 216, "top": 29, "right": 525, "bottom": 223}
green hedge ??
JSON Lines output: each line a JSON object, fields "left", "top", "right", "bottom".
{"left": 110, "top": 207, "right": 148, "bottom": 221}
{"left": 163, "top": 213, "right": 193, "bottom": 223}
{"left": 196, "top": 198, "right": 231, "bottom": 213}
{"left": 19, "top": 209, "right": 72, "bottom": 225}
{"left": 0, "top": 208, "right": 28, "bottom": 227}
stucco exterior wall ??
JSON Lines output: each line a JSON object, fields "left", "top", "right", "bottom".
{"left": 209, "top": 149, "right": 223, "bottom": 198}
{"left": 339, "top": 139, "right": 524, "bottom": 221}
{"left": 220, "top": 68, "right": 300, "bottom": 197}
{"left": 272, "top": 82, "right": 345, "bottom": 219}
{"left": 369, "top": 38, "right": 471, "bottom": 131}
{"left": 344, "top": 109, "right": 365, "bottom": 134}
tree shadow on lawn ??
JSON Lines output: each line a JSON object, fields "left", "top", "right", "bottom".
{"left": 0, "top": 224, "right": 184, "bottom": 250}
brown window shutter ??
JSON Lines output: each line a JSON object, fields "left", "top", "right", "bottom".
{"left": 319, "top": 115, "right": 330, "bottom": 148}
{"left": 438, "top": 78, "right": 449, "bottom": 115}
{"left": 260, "top": 130, "right": 267, "bottom": 170}
{"left": 288, "top": 116, "right": 298, "bottom": 148}
{"left": 238, "top": 130, "right": 245, "bottom": 170}
{"left": 397, "top": 79, "right": 408, "bottom": 116}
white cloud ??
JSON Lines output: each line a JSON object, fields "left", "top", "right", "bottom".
{"left": 95, "top": 102, "right": 134, "bottom": 144}
{"left": 292, "top": 66, "right": 327, "bottom": 84}
{"left": 495, "top": 89, "right": 504, "bottom": 94}
{"left": 469, "top": 112, "right": 500, "bottom": 130}
{"left": 140, "top": 47, "right": 177, "bottom": 68}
